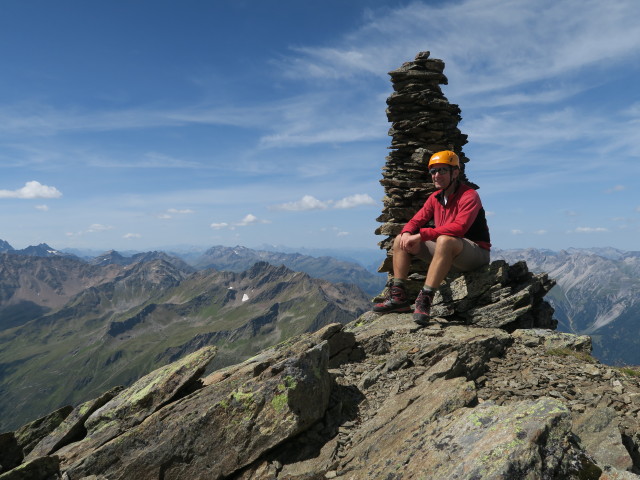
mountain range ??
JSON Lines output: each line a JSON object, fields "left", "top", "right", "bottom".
{"left": 0, "top": 240, "right": 373, "bottom": 431}
{"left": 3, "top": 240, "right": 640, "bottom": 429}
{"left": 492, "top": 247, "right": 640, "bottom": 366}
{"left": 192, "top": 245, "right": 386, "bottom": 296}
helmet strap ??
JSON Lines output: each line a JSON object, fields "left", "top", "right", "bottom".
{"left": 444, "top": 167, "right": 457, "bottom": 195}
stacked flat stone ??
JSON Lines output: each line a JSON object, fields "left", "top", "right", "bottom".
{"left": 375, "top": 51, "right": 474, "bottom": 289}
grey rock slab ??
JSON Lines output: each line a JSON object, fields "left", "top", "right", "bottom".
{"left": 54, "top": 346, "right": 215, "bottom": 467}
{"left": 573, "top": 407, "right": 634, "bottom": 471}
{"left": 410, "top": 325, "right": 513, "bottom": 381}
{"left": 513, "top": 328, "right": 593, "bottom": 353}
{"left": 25, "top": 386, "right": 122, "bottom": 461}
{"left": 600, "top": 467, "right": 640, "bottom": 479}
{"left": 349, "top": 396, "right": 579, "bottom": 479}
{"left": 338, "top": 376, "right": 477, "bottom": 476}
{"left": 13, "top": 404, "right": 73, "bottom": 457}
{"left": 63, "top": 341, "right": 331, "bottom": 480}
{"left": 0, "top": 456, "right": 59, "bottom": 480}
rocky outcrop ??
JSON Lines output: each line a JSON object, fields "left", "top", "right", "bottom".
{"left": 376, "top": 259, "right": 557, "bottom": 331}
{"left": 3, "top": 259, "right": 640, "bottom": 479}
{"left": 28, "top": 347, "right": 215, "bottom": 468}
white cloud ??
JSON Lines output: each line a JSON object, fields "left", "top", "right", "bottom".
{"left": 158, "top": 208, "right": 195, "bottom": 219}
{"left": 67, "top": 224, "right": 114, "bottom": 237}
{"left": 0, "top": 181, "right": 62, "bottom": 199}
{"left": 167, "top": 208, "right": 194, "bottom": 214}
{"left": 271, "top": 195, "right": 329, "bottom": 211}
{"left": 323, "top": 226, "right": 350, "bottom": 237}
{"left": 571, "top": 227, "right": 608, "bottom": 233}
{"left": 35, "top": 204, "right": 49, "bottom": 211}
{"left": 123, "top": 233, "right": 141, "bottom": 239}
{"left": 271, "top": 193, "right": 376, "bottom": 211}
{"left": 534, "top": 230, "right": 547, "bottom": 235}
{"left": 279, "top": 0, "right": 640, "bottom": 97}
{"left": 139, "top": 153, "right": 200, "bottom": 169}
{"left": 605, "top": 185, "right": 625, "bottom": 193}
{"left": 210, "top": 222, "right": 229, "bottom": 230}
{"left": 236, "top": 214, "right": 259, "bottom": 226}
{"left": 333, "top": 194, "right": 376, "bottom": 209}
{"left": 236, "top": 214, "right": 270, "bottom": 226}
{"left": 210, "top": 214, "right": 270, "bottom": 230}
{"left": 87, "top": 224, "right": 113, "bottom": 233}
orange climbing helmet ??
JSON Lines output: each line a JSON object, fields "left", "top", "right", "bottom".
{"left": 428, "top": 150, "right": 460, "bottom": 168}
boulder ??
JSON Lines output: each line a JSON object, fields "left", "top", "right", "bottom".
{"left": 393, "top": 397, "right": 593, "bottom": 479}
{"left": 0, "top": 432, "right": 22, "bottom": 474}
{"left": 25, "top": 387, "right": 123, "bottom": 462}
{"left": 432, "top": 260, "right": 557, "bottom": 330}
{"left": 64, "top": 340, "right": 331, "bottom": 479}
{"left": 573, "top": 407, "right": 634, "bottom": 471}
{"left": 53, "top": 346, "right": 216, "bottom": 467}
{"left": 14, "top": 405, "right": 73, "bottom": 458}
{"left": 513, "top": 328, "right": 592, "bottom": 353}
{"left": 0, "top": 456, "right": 59, "bottom": 480}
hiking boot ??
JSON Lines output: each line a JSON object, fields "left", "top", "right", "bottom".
{"left": 373, "top": 284, "right": 411, "bottom": 314}
{"left": 413, "top": 288, "right": 435, "bottom": 326}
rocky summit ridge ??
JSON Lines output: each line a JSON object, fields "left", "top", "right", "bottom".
{"left": 3, "top": 260, "right": 640, "bottom": 479}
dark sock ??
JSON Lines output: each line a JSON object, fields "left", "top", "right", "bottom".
{"left": 392, "top": 278, "right": 406, "bottom": 287}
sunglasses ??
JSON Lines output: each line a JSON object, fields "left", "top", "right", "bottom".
{"left": 429, "top": 167, "right": 452, "bottom": 175}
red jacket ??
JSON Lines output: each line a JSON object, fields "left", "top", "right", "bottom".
{"left": 401, "top": 183, "right": 491, "bottom": 250}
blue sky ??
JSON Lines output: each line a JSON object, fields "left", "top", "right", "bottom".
{"left": 1, "top": 0, "right": 640, "bottom": 255}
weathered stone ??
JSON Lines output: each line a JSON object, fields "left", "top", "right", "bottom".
{"left": 14, "top": 404, "right": 73, "bottom": 457}
{"left": 600, "top": 467, "right": 640, "bottom": 479}
{"left": 0, "top": 456, "right": 59, "bottom": 480}
{"left": 416, "top": 260, "right": 557, "bottom": 330}
{"left": 64, "top": 341, "right": 331, "bottom": 480}
{"left": 314, "top": 323, "right": 356, "bottom": 368}
{"left": 573, "top": 407, "right": 634, "bottom": 471}
{"left": 513, "top": 328, "right": 592, "bottom": 353}
{"left": 53, "top": 346, "right": 216, "bottom": 467}
{"left": 337, "top": 376, "right": 477, "bottom": 477}
{"left": 0, "top": 432, "right": 22, "bottom": 474}
{"left": 87, "top": 345, "right": 215, "bottom": 434}
{"left": 25, "top": 386, "right": 123, "bottom": 462}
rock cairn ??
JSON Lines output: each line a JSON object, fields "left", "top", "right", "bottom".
{"left": 375, "top": 51, "right": 473, "bottom": 293}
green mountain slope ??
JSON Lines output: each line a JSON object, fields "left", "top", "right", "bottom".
{"left": 0, "top": 260, "right": 370, "bottom": 431}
